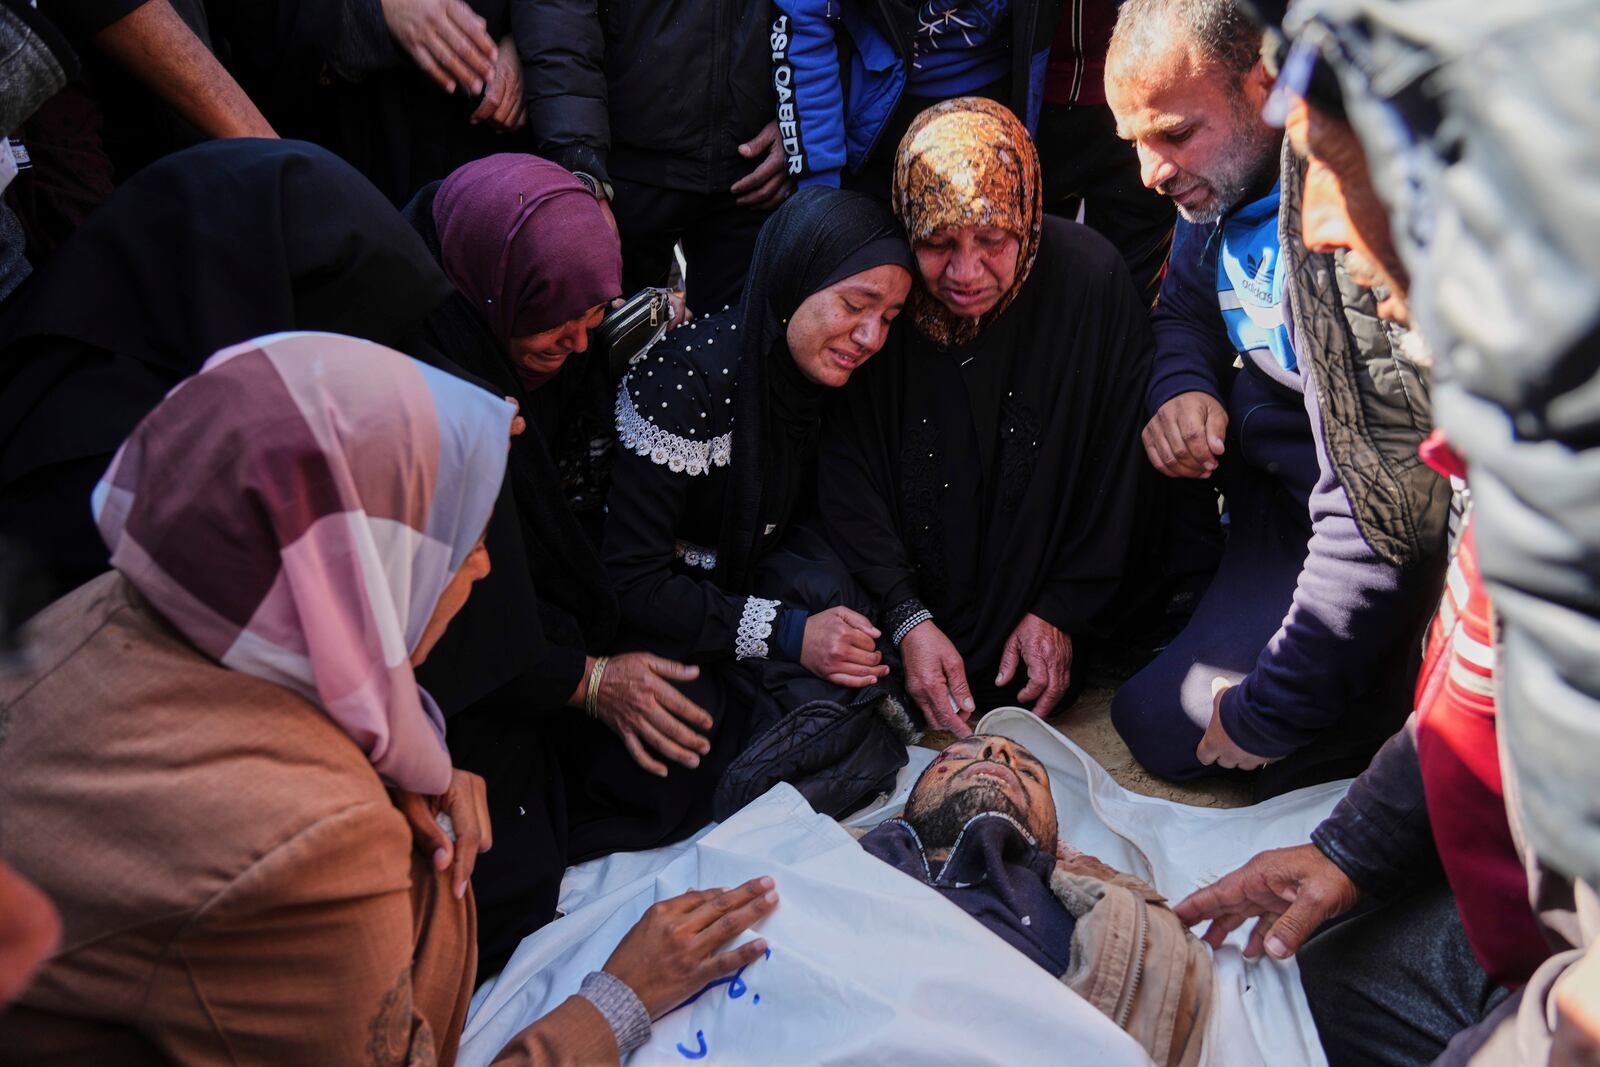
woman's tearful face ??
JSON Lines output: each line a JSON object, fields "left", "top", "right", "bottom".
{"left": 507, "top": 302, "right": 608, "bottom": 379}
{"left": 786, "top": 264, "right": 911, "bottom": 388}
{"left": 913, "top": 225, "right": 1020, "bottom": 320}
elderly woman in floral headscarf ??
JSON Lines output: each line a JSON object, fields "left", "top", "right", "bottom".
{"left": 822, "top": 97, "right": 1158, "bottom": 736}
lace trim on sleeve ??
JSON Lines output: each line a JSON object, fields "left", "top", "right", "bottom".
{"left": 615, "top": 382, "right": 732, "bottom": 477}
{"left": 735, "top": 596, "right": 782, "bottom": 660}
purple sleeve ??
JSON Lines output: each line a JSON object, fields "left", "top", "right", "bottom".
{"left": 1218, "top": 379, "right": 1433, "bottom": 757}
{"left": 1146, "top": 221, "right": 1234, "bottom": 419}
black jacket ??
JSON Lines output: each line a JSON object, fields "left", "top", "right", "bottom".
{"left": 1310, "top": 718, "right": 1438, "bottom": 899}
{"left": 512, "top": 0, "right": 776, "bottom": 194}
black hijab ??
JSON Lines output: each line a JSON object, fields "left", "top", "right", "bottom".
{"left": 717, "top": 187, "right": 912, "bottom": 592}
{"left": 1, "top": 138, "right": 452, "bottom": 372}
{"left": 0, "top": 138, "right": 454, "bottom": 594}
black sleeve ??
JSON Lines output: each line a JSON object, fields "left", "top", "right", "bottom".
{"left": 510, "top": 0, "right": 610, "bottom": 182}
{"left": 37, "top": 0, "right": 146, "bottom": 41}
{"left": 520, "top": 641, "right": 586, "bottom": 708}
{"left": 1310, "top": 717, "right": 1440, "bottom": 899}
{"left": 603, "top": 444, "right": 796, "bottom": 663}
{"left": 818, "top": 376, "right": 920, "bottom": 615}
{"left": 1032, "top": 255, "right": 1156, "bottom": 635}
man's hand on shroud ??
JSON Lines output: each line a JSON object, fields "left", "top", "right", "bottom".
{"left": 1174, "top": 843, "right": 1360, "bottom": 959}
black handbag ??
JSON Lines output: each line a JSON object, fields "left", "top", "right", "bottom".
{"left": 594, "top": 286, "right": 677, "bottom": 383}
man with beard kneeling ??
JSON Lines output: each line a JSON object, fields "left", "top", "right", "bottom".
{"left": 859, "top": 735, "right": 1213, "bottom": 1067}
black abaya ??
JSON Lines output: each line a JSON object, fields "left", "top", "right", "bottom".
{"left": 821, "top": 216, "right": 1157, "bottom": 709}
{"left": 0, "top": 138, "right": 454, "bottom": 597}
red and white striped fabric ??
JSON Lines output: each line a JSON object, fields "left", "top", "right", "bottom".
{"left": 1414, "top": 433, "right": 1549, "bottom": 987}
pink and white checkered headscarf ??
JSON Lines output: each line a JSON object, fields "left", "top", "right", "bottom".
{"left": 92, "top": 332, "right": 513, "bottom": 794}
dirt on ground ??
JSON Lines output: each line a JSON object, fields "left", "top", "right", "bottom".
{"left": 923, "top": 686, "right": 1253, "bottom": 809}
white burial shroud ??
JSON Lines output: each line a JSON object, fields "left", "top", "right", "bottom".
{"left": 459, "top": 707, "right": 1346, "bottom": 1067}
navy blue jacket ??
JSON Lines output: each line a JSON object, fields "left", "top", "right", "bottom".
{"left": 1151, "top": 217, "right": 1429, "bottom": 758}
{"left": 861, "top": 813, "right": 1075, "bottom": 973}
{"left": 770, "top": 0, "right": 1058, "bottom": 187}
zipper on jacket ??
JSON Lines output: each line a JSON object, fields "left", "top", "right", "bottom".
{"left": 1113, "top": 900, "right": 1149, "bottom": 1030}
{"left": 858, "top": 0, "right": 911, "bottom": 171}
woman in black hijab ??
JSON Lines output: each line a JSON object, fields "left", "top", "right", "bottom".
{"left": 579, "top": 187, "right": 913, "bottom": 852}
{"left": 821, "top": 97, "right": 1158, "bottom": 736}
{"left": 0, "top": 137, "right": 453, "bottom": 601}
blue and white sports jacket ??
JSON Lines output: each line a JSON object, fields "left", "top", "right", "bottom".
{"left": 770, "top": 0, "right": 1058, "bottom": 188}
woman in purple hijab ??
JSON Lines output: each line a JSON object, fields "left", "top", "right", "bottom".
{"left": 401, "top": 153, "right": 709, "bottom": 977}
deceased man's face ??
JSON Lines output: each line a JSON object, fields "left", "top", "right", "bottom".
{"left": 904, "top": 735, "right": 1057, "bottom": 852}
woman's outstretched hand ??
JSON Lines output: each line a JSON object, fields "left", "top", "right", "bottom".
{"left": 900, "top": 621, "right": 975, "bottom": 736}
{"left": 601, "top": 877, "right": 779, "bottom": 1019}
{"left": 393, "top": 768, "right": 492, "bottom": 901}
{"left": 591, "top": 653, "right": 713, "bottom": 778}
{"left": 801, "top": 606, "right": 888, "bottom": 688}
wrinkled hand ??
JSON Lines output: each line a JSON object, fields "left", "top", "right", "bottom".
{"left": 1174, "top": 843, "right": 1359, "bottom": 959}
{"left": 731, "top": 120, "right": 793, "bottom": 210}
{"left": 602, "top": 877, "right": 779, "bottom": 1019}
{"left": 1142, "top": 390, "right": 1227, "bottom": 479}
{"left": 393, "top": 768, "right": 492, "bottom": 900}
{"left": 801, "top": 606, "right": 888, "bottom": 688}
{"left": 1554, "top": 940, "right": 1600, "bottom": 1067}
{"left": 380, "top": 0, "right": 496, "bottom": 95}
{"left": 470, "top": 35, "right": 525, "bottom": 131}
{"left": 901, "top": 621, "right": 976, "bottom": 736}
{"left": 996, "top": 613, "right": 1072, "bottom": 718}
{"left": 592, "top": 653, "right": 713, "bottom": 778}
{"left": 1196, "top": 681, "right": 1274, "bottom": 771}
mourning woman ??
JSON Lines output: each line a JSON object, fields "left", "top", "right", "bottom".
{"left": 404, "top": 153, "right": 720, "bottom": 977}
{"left": 821, "top": 98, "right": 1156, "bottom": 734}
{"left": 594, "top": 187, "right": 913, "bottom": 837}
{"left": 0, "top": 333, "right": 777, "bottom": 1064}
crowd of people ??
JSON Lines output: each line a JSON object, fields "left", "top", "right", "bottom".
{"left": 0, "top": 0, "right": 1595, "bottom": 1064}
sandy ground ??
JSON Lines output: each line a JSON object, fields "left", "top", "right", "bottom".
{"left": 924, "top": 686, "right": 1253, "bottom": 809}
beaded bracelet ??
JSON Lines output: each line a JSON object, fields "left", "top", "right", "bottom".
{"left": 584, "top": 655, "right": 611, "bottom": 718}
{"left": 891, "top": 609, "right": 933, "bottom": 647}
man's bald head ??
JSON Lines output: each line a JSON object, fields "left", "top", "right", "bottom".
{"left": 1106, "top": 0, "right": 1280, "bottom": 223}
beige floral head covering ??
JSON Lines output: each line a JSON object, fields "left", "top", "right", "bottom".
{"left": 892, "top": 97, "right": 1043, "bottom": 346}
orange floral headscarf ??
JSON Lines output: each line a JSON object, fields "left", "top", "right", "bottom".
{"left": 891, "top": 97, "right": 1043, "bottom": 346}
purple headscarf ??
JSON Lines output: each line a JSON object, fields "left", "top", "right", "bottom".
{"left": 432, "top": 153, "right": 623, "bottom": 344}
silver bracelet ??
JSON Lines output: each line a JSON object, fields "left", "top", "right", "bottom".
{"left": 891, "top": 609, "right": 933, "bottom": 647}
{"left": 579, "top": 970, "right": 652, "bottom": 1055}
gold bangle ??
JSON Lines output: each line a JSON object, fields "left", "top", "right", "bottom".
{"left": 584, "top": 656, "right": 611, "bottom": 718}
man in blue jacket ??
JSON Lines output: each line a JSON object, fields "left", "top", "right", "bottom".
{"left": 1102, "top": 0, "right": 1445, "bottom": 797}
{"left": 771, "top": 0, "right": 1060, "bottom": 197}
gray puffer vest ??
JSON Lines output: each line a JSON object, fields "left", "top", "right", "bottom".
{"left": 1279, "top": 141, "right": 1450, "bottom": 568}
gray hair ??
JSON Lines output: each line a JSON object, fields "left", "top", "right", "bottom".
{"left": 1108, "top": 0, "right": 1263, "bottom": 79}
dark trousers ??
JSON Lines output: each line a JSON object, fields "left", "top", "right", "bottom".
{"left": 1036, "top": 101, "right": 1174, "bottom": 305}
{"left": 609, "top": 177, "right": 768, "bottom": 314}
{"left": 1110, "top": 370, "right": 1412, "bottom": 799}
{"left": 1299, "top": 881, "right": 1511, "bottom": 1067}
